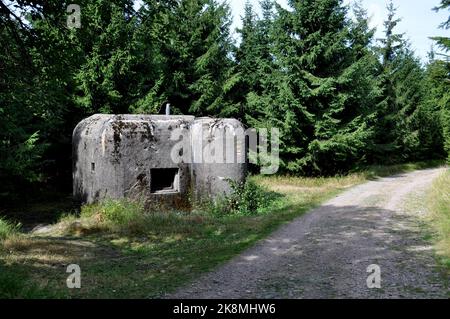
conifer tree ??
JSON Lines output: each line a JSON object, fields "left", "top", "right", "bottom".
{"left": 390, "top": 47, "right": 429, "bottom": 159}
{"left": 431, "top": 0, "right": 450, "bottom": 56}
{"left": 150, "top": 0, "right": 234, "bottom": 116}
{"left": 227, "top": 1, "right": 260, "bottom": 119}
{"left": 430, "top": 0, "right": 450, "bottom": 160}
{"left": 371, "top": 0, "right": 406, "bottom": 163}
{"left": 228, "top": 0, "right": 276, "bottom": 122}
{"left": 258, "top": 0, "right": 379, "bottom": 174}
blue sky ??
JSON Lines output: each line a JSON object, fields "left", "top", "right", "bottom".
{"left": 229, "top": 0, "right": 449, "bottom": 61}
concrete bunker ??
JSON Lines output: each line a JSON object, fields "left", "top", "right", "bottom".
{"left": 73, "top": 114, "right": 247, "bottom": 207}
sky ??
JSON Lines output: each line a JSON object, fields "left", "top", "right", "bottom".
{"left": 229, "top": 0, "right": 449, "bottom": 61}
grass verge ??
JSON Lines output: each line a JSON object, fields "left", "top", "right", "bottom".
{"left": 354, "top": 159, "right": 445, "bottom": 179}
{"left": 427, "top": 169, "right": 450, "bottom": 272}
{"left": 0, "top": 218, "right": 20, "bottom": 240}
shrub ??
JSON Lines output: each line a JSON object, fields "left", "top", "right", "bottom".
{"left": 203, "top": 178, "right": 283, "bottom": 216}
{"left": 0, "top": 218, "right": 21, "bottom": 240}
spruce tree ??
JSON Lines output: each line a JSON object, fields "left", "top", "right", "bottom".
{"left": 430, "top": 0, "right": 450, "bottom": 160}
{"left": 416, "top": 54, "right": 447, "bottom": 160}
{"left": 259, "top": 0, "right": 378, "bottom": 174}
{"left": 371, "top": 0, "right": 406, "bottom": 163}
{"left": 390, "top": 47, "right": 429, "bottom": 160}
{"left": 150, "top": 0, "right": 234, "bottom": 116}
{"left": 228, "top": 0, "right": 276, "bottom": 122}
{"left": 431, "top": 0, "right": 450, "bottom": 56}
{"left": 245, "top": 0, "right": 277, "bottom": 126}
{"left": 0, "top": 0, "right": 80, "bottom": 189}
{"left": 72, "top": 0, "right": 140, "bottom": 114}
{"left": 227, "top": 1, "right": 260, "bottom": 120}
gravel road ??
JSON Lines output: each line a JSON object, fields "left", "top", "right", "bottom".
{"left": 168, "top": 168, "right": 450, "bottom": 299}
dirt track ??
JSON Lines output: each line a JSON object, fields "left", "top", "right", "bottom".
{"left": 169, "top": 168, "right": 449, "bottom": 299}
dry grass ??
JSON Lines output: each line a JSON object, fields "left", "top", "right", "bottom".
{"left": 427, "top": 169, "right": 450, "bottom": 270}
{"left": 254, "top": 174, "right": 365, "bottom": 192}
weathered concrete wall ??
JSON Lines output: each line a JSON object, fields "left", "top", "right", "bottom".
{"left": 73, "top": 114, "right": 247, "bottom": 207}
{"left": 73, "top": 114, "right": 119, "bottom": 203}
{"left": 191, "top": 118, "right": 247, "bottom": 200}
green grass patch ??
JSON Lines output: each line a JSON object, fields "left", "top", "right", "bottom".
{"left": 0, "top": 218, "right": 21, "bottom": 240}
{"left": 0, "top": 263, "right": 61, "bottom": 299}
{"left": 427, "top": 169, "right": 450, "bottom": 272}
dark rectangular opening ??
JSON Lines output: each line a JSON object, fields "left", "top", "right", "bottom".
{"left": 150, "top": 168, "right": 179, "bottom": 194}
